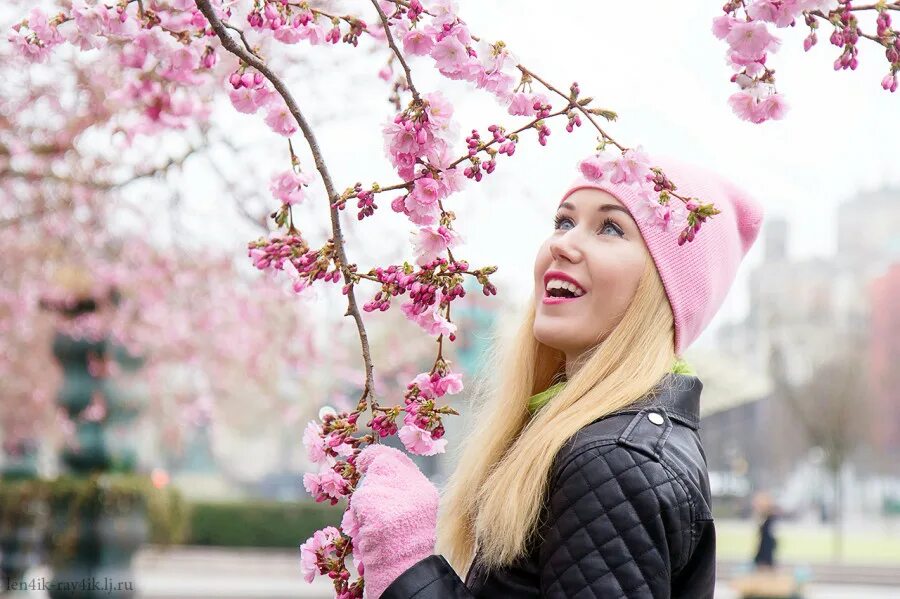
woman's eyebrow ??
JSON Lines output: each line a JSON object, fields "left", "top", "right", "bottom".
{"left": 557, "top": 200, "right": 635, "bottom": 222}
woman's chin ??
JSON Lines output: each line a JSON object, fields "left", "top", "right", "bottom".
{"left": 533, "top": 323, "right": 576, "bottom": 354}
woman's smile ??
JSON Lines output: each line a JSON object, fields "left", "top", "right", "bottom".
{"left": 542, "top": 293, "right": 587, "bottom": 305}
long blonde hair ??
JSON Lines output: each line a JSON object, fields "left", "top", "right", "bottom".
{"left": 436, "top": 254, "right": 677, "bottom": 575}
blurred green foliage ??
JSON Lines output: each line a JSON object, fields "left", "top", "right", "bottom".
{"left": 185, "top": 499, "right": 344, "bottom": 547}
{"left": 0, "top": 474, "right": 187, "bottom": 561}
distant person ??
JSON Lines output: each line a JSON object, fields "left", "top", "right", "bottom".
{"left": 752, "top": 491, "right": 778, "bottom": 569}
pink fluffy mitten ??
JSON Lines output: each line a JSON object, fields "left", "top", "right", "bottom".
{"left": 343, "top": 444, "right": 439, "bottom": 599}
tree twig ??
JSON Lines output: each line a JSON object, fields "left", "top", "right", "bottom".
{"left": 194, "top": 0, "right": 378, "bottom": 416}
{"left": 370, "top": 0, "right": 420, "bottom": 103}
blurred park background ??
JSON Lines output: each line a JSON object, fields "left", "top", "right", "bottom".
{"left": 2, "top": 0, "right": 899, "bottom": 597}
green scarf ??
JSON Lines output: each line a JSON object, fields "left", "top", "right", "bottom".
{"left": 526, "top": 358, "right": 695, "bottom": 415}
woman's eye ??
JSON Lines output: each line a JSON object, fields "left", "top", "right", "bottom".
{"left": 601, "top": 219, "right": 624, "bottom": 237}
{"left": 554, "top": 215, "right": 624, "bottom": 237}
{"left": 553, "top": 216, "right": 573, "bottom": 230}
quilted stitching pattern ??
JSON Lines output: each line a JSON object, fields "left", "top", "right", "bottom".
{"left": 539, "top": 441, "right": 693, "bottom": 598}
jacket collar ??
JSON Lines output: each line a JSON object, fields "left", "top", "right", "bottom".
{"left": 611, "top": 372, "right": 703, "bottom": 429}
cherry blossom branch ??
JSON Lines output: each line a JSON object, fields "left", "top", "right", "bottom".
{"left": 714, "top": 1, "right": 899, "bottom": 122}
{"left": 194, "top": 0, "right": 379, "bottom": 416}
{"left": 223, "top": 21, "right": 262, "bottom": 60}
{"left": 515, "top": 65, "right": 621, "bottom": 150}
{"left": 371, "top": 0, "right": 420, "bottom": 102}
{"left": 808, "top": 9, "right": 887, "bottom": 44}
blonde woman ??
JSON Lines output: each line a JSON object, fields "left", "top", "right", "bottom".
{"left": 346, "top": 155, "right": 764, "bottom": 598}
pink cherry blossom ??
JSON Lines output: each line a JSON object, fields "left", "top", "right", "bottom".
{"left": 432, "top": 371, "right": 463, "bottom": 396}
{"left": 299, "top": 540, "right": 319, "bottom": 583}
{"left": 228, "top": 88, "right": 258, "bottom": 113}
{"left": 299, "top": 526, "right": 342, "bottom": 583}
{"left": 507, "top": 92, "right": 548, "bottom": 116}
{"left": 283, "top": 260, "right": 312, "bottom": 295}
{"left": 726, "top": 21, "right": 781, "bottom": 61}
{"left": 728, "top": 90, "right": 760, "bottom": 122}
{"left": 426, "top": 145, "right": 467, "bottom": 195}
{"left": 410, "top": 372, "right": 437, "bottom": 399}
{"left": 403, "top": 27, "right": 436, "bottom": 55}
{"left": 303, "top": 420, "right": 329, "bottom": 464}
{"left": 757, "top": 92, "right": 789, "bottom": 121}
{"left": 423, "top": 91, "right": 455, "bottom": 130}
{"left": 383, "top": 120, "right": 420, "bottom": 158}
{"left": 270, "top": 170, "right": 314, "bottom": 206}
{"left": 298, "top": 22, "right": 326, "bottom": 45}
{"left": 69, "top": 1, "right": 111, "bottom": 50}
{"left": 507, "top": 92, "right": 534, "bottom": 116}
{"left": 430, "top": 36, "right": 469, "bottom": 74}
{"left": 28, "top": 7, "right": 63, "bottom": 46}
{"left": 419, "top": 303, "right": 457, "bottom": 337}
{"left": 605, "top": 147, "right": 653, "bottom": 185}
{"left": 400, "top": 300, "right": 455, "bottom": 337}
{"left": 411, "top": 225, "right": 461, "bottom": 266}
{"left": 410, "top": 177, "right": 444, "bottom": 207}
{"left": 477, "top": 70, "right": 516, "bottom": 101}
{"left": 264, "top": 102, "right": 298, "bottom": 136}
{"left": 8, "top": 27, "right": 52, "bottom": 63}
{"left": 728, "top": 87, "right": 789, "bottom": 123}
{"left": 429, "top": 0, "right": 460, "bottom": 26}
{"left": 340, "top": 502, "right": 361, "bottom": 538}
{"left": 303, "top": 468, "right": 350, "bottom": 501}
{"left": 274, "top": 25, "right": 303, "bottom": 44}
{"left": 400, "top": 177, "right": 445, "bottom": 224}
{"left": 578, "top": 155, "right": 607, "bottom": 181}
{"left": 712, "top": 14, "right": 740, "bottom": 39}
{"left": 398, "top": 423, "right": 447, "bottom": 456}
{"left": 476, "top": 39, "right": 517, "bottom": 76}
{"left": 746, "top": 0, "right": 797, "bottom": 27}
{"left": 630, "top": 189, "right": 690, "bottom": 233}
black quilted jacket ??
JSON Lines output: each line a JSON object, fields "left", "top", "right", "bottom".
{"left": 381, "top": 373, "right": 715, "bottom": 598}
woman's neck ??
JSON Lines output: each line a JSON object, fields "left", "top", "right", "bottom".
{"left": 564, "top": 346, "right": 595, "bottom": 380}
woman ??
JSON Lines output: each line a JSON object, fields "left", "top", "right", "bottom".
{"left": 345, "top": 155, "right": 764, "bottom": 598}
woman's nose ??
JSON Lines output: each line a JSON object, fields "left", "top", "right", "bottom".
{"left": 548, "top": 231, "right": 583, "bottom": 263}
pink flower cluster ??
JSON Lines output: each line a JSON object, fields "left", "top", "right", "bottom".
{"left": 227, "top": 63, "right": 294, "bottom": 136}
{"left": 713, "top": 8, "right": 790, "bottom": 124}
{"left": 382, "top": 91, "right": 465, "bottom": 224}
{"left": 714, "top": 0, "right": 899, "bottom": 123}
{"left": 362, "top": 257, "right": 470, "bottom": 325}
{"left": 270, "top": 169, "right": 315, "bottom": 206}
{"left": 7, "top": 7, "right": 65, "bottom": 63}
{"left": 401, "top": 297, "right": 457, "bottom": 338}
{"left": 248, "top": 234, "right": 340, "bottom": 295}
{"left": 396, "top": 369, "right": 462, "bottom": 455}
{"left": 577, "top": 147, "right": 690, "bottom": 236}
{"left": 377, "top": 0, "right": 585, "bottom": 223}
{"left": 228, "top": 70, "right": 277, "bottom": 115}
{"left": 410, "top": 224, "right": 462, "bottom": 266}
{"left": 303, "top": 420, "right": 356, "bottom": 467}
{"left": 299, "top": 525, "right": 363, "bottom": 598}
{"left": 8, "top": 2, "right": 218, "bottom": 137}
{"left": 301, "top": 410, "right": 361, "bottom": 504}
{"left": 248, "top": 2, "right": 365, "bottom": 47}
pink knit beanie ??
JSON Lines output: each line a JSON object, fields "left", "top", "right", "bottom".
{"left": 559, "top": 154, "right": 764, "bottom": 355}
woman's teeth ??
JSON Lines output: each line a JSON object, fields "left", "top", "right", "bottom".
{"left": 545, "top": 279, "right": 585, "bottom": 297}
